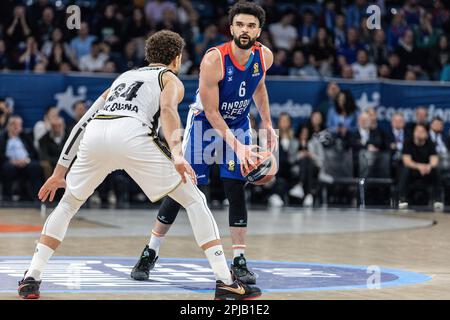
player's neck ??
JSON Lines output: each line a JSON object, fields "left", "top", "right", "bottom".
{"left": 230, "top": 41, "right": 253, "bottom": 66}
{"left": 148, "top": 63, "right": 176, "bottom": 73}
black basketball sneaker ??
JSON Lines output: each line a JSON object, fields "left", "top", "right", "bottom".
{"left": 18, "top": 272, "right": 41, "bottom": 299}
{"left": 215, "top": 279, "right": 262, "bottom": 300}
{"left": 130, "top": 245, "right": 158, "bottom": 281}
{"left": 230, "top": 254, "right": 257, "bottom": 284}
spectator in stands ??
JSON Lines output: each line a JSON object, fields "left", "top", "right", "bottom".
{"left": 288, "top": 50, "right": 319, "bottom": 78}
{"left": 319, "top": 0, "right": 337, "bottom": 31}
{"left": 18, "top": 36, "right": 47, "bottom": 71}
{"left": 5, "top": 4, "right": 32, "bottom": 48}
{"left": 115, "top": 41, "right": 142, "bottom": 73}
{"left": 430, "top": 34, "right": 450, "bottom": 80}
{"left": 337, "top": 27, "right": 366, "bottom": 65}
{"left": 345, "top": 0, "right": 368, "bottom": 28}
{"left": 378, "top": 63, "right": 391, "bottom": 79}
{"left": 368, "top": 29, "right": 389, "bottom": 66}
{"left": 395, "top": 29, "right": 425, "bottom": 79}
{"left": 35, "top": 6, "right": 56, "bottom": 45}
{"left": 333, "top": 13, "right": 347, "bottom": 49}
{"left": 145, "top": 0, "right": 177, "bottom": 27}
{"left": 0, "top": 98, "right": 12, "bottom": 133}
{"left": 268, "top": 112, "right": 294, "bottom": 207}
{"left": 414, "top": 12, "right": 441, "bottom": 51}
{"left": 41, "top": 28, "right": 71, "bottom": 60}
{"left": 33, "top": 106, "right": 59, "bottom": 149}
{"left": 95, "top": 4, "right": 121, "bottom": 51}
{"left": 350, "top": 111, "right": 372, "bottom": 153}
{"left": 69, "top": 22, "right": 97, "bottom": 63}
{"left": 38, "top": 116, "right": 67, "bottom": 179}
{"left": 47, "top": 42, "right": 73, "bottom": 71}
{"left": 404, "top": 70, "right": 417, "bottom": 81}
{"left": 309, "top": 27, "right": 335, "bottom": 77}
{"left": 340, "top": 64, "right": 354, "bottom": 79}
{"left": 308, "top": 110, "right": 326, "bottom": 135}
{"left": 387, "top": 11, "right": 408, "bottom": 49}
{"left": 298, "top": 9, "right": 317, "bottom": 45}
{"left": 124, "top": 7, "right": 150, "bottom": 40}
{"left": 351, "top": 49, "right": 377, "bottom": 80}
{"left": 102, "top": 60, "right": 117, "bottom": 73}
{"left": 386, "top": 112, "right": 407, "bottom": 177}
{"left": 399, "top": 123, "right": 443, "bottom": 210}
{"left": 289, "top": 125, "right": 318, "bottom": 207}
{"left": 432, "top": 0, "right": 449, "bottom": 28}
{"left": 156, "top": 6, "right": 182, "bottom": 34}
{"left": 267, "top": 49, "right": 289, "bottom": 76}
{"left": 406, "top": 106, "right": 429, "bottom": 138}
{"left": 0, "top": 39, "right": 9, "bottom": 71}
{"left": 179, "top": 48, "right": 194, "bottom": 75}
{"left": 0, "top": 115, "right": 42, "bottom": 201}
{"left": 268, "top": 11, "right": 298, "bottom": 51}
{"left": 318, "top": 81, "right": 340, "bottom": 117}
{"left": 78, "top": 41, "right": 109, "bottom": 72}
{"left": 387, "top": 52, "right": 406, "bottom": 79}
{"left": 67, "top": 100, "right": 87, "bottom": 132}
{"left": 194, "top": 24, "right": 226, "bottom": 64}
{"left": 429, "top": 117, "right": 449, "bottom": 158}
{"left": 402, "top": 0, "right": 425, "bottom": 27}
{"left": 327, "top": 89, "right": 359, "bottom": 134}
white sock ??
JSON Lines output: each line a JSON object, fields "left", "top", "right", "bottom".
{"left": 25, "top": 243, "right": 54, "bottom": 281}
{"left": 232, "top": 245, "right": 246, "bottom": 258}
{"left": 205, "top": 245, "right": 233, "bottom": 285}
{"left": 148, "top": 230, "right": 164, "bottom": 257}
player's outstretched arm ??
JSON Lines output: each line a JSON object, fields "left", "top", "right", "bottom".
{"left": 38, "top": 88, "right": 109, "bottom": 202}
{"left": 160, "top": 72, "right": 196, "bottom": 184}
{"left": 200, "top": 50, "right": 261, "bottom": 172}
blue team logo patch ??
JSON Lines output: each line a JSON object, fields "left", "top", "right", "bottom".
{"left": 227, "top": 66, "right": 234, "bottom": 76}
{"left": 0, "top": 257, "right": 430, "bottom": 294}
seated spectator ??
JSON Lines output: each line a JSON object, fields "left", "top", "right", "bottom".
{"left": 33, "top": 105, "right": 59, "bottom": 149}
{"left": 308, "top": 110, "right": 325, "bottom": 135}
{"left": 368, "top": 29, "right": 389, "bottom": 66}
{"left": 378, "top": 64, "right": 391, "bottom": 79}
{"left": 95, "top": 4, "right": 121, "bottom": 51}
{"left": 5, "top": 4, "right": 32, "bottom": 49}
{"left": 289, "top": 125, "right": 318, "bottom": 207}
{"left": 0, "top": 98, "right": 12, "bottom": 133}
{"left": 337, "top": 27, "right": 366, "bottom": 65}
{"left": 78, "top": 41, "right": 109, "bottom": 72}
{"left": 145, "top": 0, "right": 177, "bottom": 27}
{"left": 47, "top": 42, "right": 73, "bottom": 71}
{"left": 387, "top": 52, "right": 406, "bottom": 79}
{"left": 298, "top": 9, "right": 317, "bottom": 45}
{"left": 406, "top": 106, "right": 429, "bottom": 139}
{"left": 429, "top": 34, "right": 450, "bottom": 80}
{"left": 115, "top": 41, "right": 142, "bottom": 73}
{"left": 399, "top": 124, "right": 443, "bottom": 210}
{"left": 38, "top": 116, "right": 68, "bottom": 179}
{"left": 350, "top": 111, "right": 372, "bottom": 153}
{"left": 288, "top": 50, "right": 319, "bottom": 78}
{"left": 429, "top": 117, "right": 450, "bottom": 170}
{"left": 309, "top": 27, "right": 335, "bottom": 77}
{"left": 266, "top": 49, "right": 289, "bottom": 76}
{"left": 319, "top": 0, "right": 337, "bottom": 31}
{"left": 193, "top": 24, "right": 226, "bottom": 64}
{"left": 41, "top": 28, "right": 71, "bottom": 59}
{"left": 318, "top": 81, "right": 340, "bottom": 116}
{"left": 402, "top": 0, "right": 425, "bottom": 27}
{"left": 333, "top": 13, "right": 347, "bottom": 49}
{"left": 67, "top": 100, "right": 87, "bottom": 132}
{"left": 387, "top": 11, "right": 408, "bottom": 49}
{"left": 414, "top": 12, "right": 441, "bottom": 52}
{"left": 124, "top": 7, "right": 149, "bottom": 40}
{"left": 340, "top": 64, "right": 354, "bottom": 79}
{"left": 385, "top": 112, "right": 407, "bottom": 177}
{"left": 345, "top": 0, "right": 368, "bottom": 28}
{"left": 327, "top": 89, "right": 359, "bottom": 134}
{"left": 69, "top": 22, "right": 97, "bottom": 63}
{"left": 0, "top": 115, "right": 42, "bottom": 201}
{"left": 404, "top": 70, "right": 417, "bottom": 81}
{"left": 268, "top": 112, "right": 294, "bottom": 207}
{"left": 395, "top": 29, "right": 425, "bottom": 78}
{"left": 102, "top": 60, "right": 117, "bottom": 73}
{"left": 351, "top": 49, "right": 377, "bottom": 80}
{"left": 268, "top": 11, "right": 298, "bottom": 51}
{"left": 18, "top": 36, "right": 47, "bottom": 71}
{"left": 35, "top": 5, "right": 56, "bottom": 45}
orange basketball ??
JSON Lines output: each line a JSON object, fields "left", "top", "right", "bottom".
{"left": 240, "top": 150, "right": 278, "bottom": 185}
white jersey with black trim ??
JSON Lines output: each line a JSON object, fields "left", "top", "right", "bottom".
{"left": 98, "top": 66, "right": 171, "bottom": 131}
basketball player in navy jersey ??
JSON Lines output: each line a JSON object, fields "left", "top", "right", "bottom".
{"left": 132, "top": 1, "right": 277, "bottom": 284}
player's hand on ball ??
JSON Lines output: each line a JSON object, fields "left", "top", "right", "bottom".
{"left": 38, "top": 174, "right": 66, "bottom": 202}
{"left": 236, "top": 144, "right": 263, "bottom": 174}
{"left": 173, "top": 154, "right": 197, "bottom": 184}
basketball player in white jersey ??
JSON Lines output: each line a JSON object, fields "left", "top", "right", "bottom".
{"left": 18, "top": 30, "right": 261, "bottom": 300}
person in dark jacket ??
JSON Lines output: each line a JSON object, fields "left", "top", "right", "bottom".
{"left": 0, "top": 115, "right": 42, "bottom": 201}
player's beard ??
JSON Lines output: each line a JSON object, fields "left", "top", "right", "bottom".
{"left": 233, "top": 34, "right": 257, "bottom": 50}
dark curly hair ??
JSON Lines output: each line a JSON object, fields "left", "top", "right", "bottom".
{"left": 145, "top": 30, "right": 185, "bottom": 65}
{"left": 228, "top": 1, "right": 266, "bottom": 28}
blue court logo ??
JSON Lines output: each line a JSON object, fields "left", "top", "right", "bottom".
{"left": 0, "top": 257, "right": 431, "bottom": 294}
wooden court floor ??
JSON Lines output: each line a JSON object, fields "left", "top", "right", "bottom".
{"left": 0, "top": 207, "right": 449, "bottom": 300}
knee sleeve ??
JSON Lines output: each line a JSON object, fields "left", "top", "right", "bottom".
{"left": 157, "top": 196, "right": 181, "bottom": 225}
{"left": 223, "top": 178, "right": 247, "bottom": 227}
{"left": 41, "top": 190, "right": 84, "bottom": 241}
{"left": 168, "top": 179, "right": 220, "bottom": 247}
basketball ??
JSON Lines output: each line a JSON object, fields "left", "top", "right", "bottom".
{"left": 241, "top": 150, "right": 278, "bottom": 185}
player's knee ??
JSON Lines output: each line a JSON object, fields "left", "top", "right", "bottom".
{"left": 157, "top": 197, "right": 181, "bottom": 225}
{"left": 59, "top": 190, "right": 84, "bottom": 219}
{"left": 223, "top": 179, "right": 248, "bottom": 227}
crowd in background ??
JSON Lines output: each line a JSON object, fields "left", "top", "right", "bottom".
{"left": 1, "top": 0, "right": 450, "bottom": 208}
{"left": 1, "top": 0, "right": 450, "bottom": 80}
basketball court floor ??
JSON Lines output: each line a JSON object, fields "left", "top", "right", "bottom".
{"left": 0, "top": 206, "right": 448, "bottom": 300}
